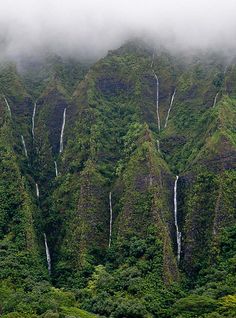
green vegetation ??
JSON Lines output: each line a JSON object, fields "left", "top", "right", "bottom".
{"left": 0, "top": 42, "right": 235, "bottom": 317}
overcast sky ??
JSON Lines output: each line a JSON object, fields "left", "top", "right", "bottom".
{"left": 1, "top": 0, "right": 236, "bottom": 60}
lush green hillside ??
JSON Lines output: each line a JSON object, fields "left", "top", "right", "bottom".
{"left": 0, "top": 42, "right": 235, "bottom": 317}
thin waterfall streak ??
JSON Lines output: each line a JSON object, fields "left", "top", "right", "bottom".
{"left": 151, "top": 52, "right": 160, "bottom": 132}
{"left": 4, "top": 96, "right": 12, "bottom": 117}
{"left": 59, "top": 108, "right": 66, "bottom": 153}
{"left": 174, "top": 176, "right": 181, "bottom": 262}
{"left": 153, "top": 71, "right": 161, "bottom": 132}
{"left": 36, "top": 183, "right": 39, "bottom": 198}
{"left": 43, "top": 233, "right": 51, "bottom": 275}
{"left": 157, "top": 139, "right": 160, "bottom": 153}
{"left": 149, "top": 175, "right": 153, "bottom": 186}
{"left": 21, "top": 135, "right": 28, "bottom": 158}
{"left": 108, "top": 192, "right": 113, "bottom": 248}
{"left": 164, "top": 89, "right": 176, "bottom": 128}
{"left": 213, "top": 92, "right": 219, "bottom": 108}
{"left": 54, "top": 161, "right": 58, "bottom": 177}
{"left": 32, "top": 102, "right": 37, "bottom": 138}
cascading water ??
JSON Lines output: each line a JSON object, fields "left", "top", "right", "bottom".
{"left": 151, "top": 53, "right": 161, "bottom": 132}
{"left": 21, "top": 135, "right": 28, "bottom": 158}
{"left": 4, "top": 96, "right": 12, "bottom": 117}
{"left": 32, "top": 102, "right": 37, "bottom": 138}
{"left": 153, "top": 72, "right": 161, "bottom": 132}
{"left": 174, "top": 176, "right": 181, "bottom": 262}
{"left": 164, "top": 89, "right": 176, "bottom": 128}
{"left": 35, "top": 183, "right": 39, "bottom": 198}
{"left": 157, "top": 139, "right": 160, "bottom": 153}
{"left": 213, "top": 92, "right": 219, "bottom": 108}
{"left": 59, "top": 108, "right": 66, "bottom": 153}
{"left": 108, "top": 192, "right": 113, "bottom": 248}
{"left": 149, "top": 175, "right": 153, "bottom": 186}
{"left": 43, "top": 233, "right": 51, "bottom": 275}
{"left": 54, "top": 161, "right": 58, "bottom": 177}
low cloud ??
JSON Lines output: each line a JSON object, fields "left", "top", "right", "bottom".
{"left": 1, "top": 0, "right": 236, "bottom": 61}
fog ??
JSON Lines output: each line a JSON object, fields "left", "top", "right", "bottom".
{"left": 1, "top": 0, "right": 236, "bottom": 61}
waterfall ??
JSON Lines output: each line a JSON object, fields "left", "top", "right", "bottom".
{"left": 3, "top": 96, "right": 12, "bottom": 117}
{"left": 35, "top": 183, "right": 39, "bottom": 198}
{"left": 213, "top": 92, "right": 219, "bottom": 108}
{"left": 149, "top": 175, "right": 153, "bottom": 186}
{"left": 157, "top": 139, "right": 160, "bottom": 153}
{"left": 153, "top": 71, "right": 161, "bottom": 132}
{"left": 59, "top": 108, "right": 66, "bottom": 153}
{"left": 164, "top": 89, "right": 176, "bottom": 128}
{"left": 150, "top": 53, "right": 161, "bottom": 132}
{"left": 21, "top": 135, "right": 28, "bottom": 158}
{"left": 43, "top": 233, "right": 51, "bottom": 275}
{"left": 32, "top": 102, "right": 37, "bottom": 138}
{"left": 108, "top": 192, "right": 113, "bottom": 248}
{"left": 54, "top": 161, "right": 58, "bottom": 177}
{"left": 174, "top": 176, "right": 181, "bottom": 262}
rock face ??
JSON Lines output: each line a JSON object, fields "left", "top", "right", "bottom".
{"left": 58, "top": 160, "right": 108, "bottom": 268}
{"left": 113, "top": 132, "right": 179, "bottom": 283}
{"left": 0, "top": 42, "right": 236, "bottom": 317}
{"left": 36, "top": 84, "right": 69, "bottom": 154}
{"left": 0, "top": 99, "right": 46, "bottom": 287}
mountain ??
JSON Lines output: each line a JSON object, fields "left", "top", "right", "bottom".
{"left": 0, "top": 42, "right": 235, "bottom": 318}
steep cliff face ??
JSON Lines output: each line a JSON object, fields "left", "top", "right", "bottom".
{"left": 113, "top": 129, "right": 179, "bottom": 283}
{"left": 0, "top": 42, "right": 235, "bottom": 317}
{"left": 0, "top": 96, "right": 46, "bottom": 290}
{"left": 49, "top": 47, "right": 181, "bottom": 285}
{"left": 54, "top": 159, "right": 108, "bottom": 284}
{"left": 36, "top": 83, "right": 69, "bottom": 154}
{"left": 178, "top": 95, "right": 236, "bottom": 275}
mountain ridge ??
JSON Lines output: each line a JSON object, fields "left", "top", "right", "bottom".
{"left": 0, "top": 42, "right": 235, "bottom": 318}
